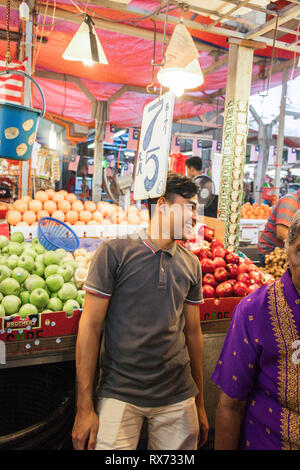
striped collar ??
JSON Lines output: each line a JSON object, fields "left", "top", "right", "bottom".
{"left": 138, "top": 228, "right": 177, "bottom": 257}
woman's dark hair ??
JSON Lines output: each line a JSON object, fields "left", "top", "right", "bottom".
{"left": 147, "top": 172, "right": 198, "bottom": 219}
{"left": 185, "top": 156, "right": 202, "bottom": 172}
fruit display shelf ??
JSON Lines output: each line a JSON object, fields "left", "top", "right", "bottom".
{"left": 239, "top": 219, "right": 267, "bottom": 245}
{"left": 0, "top": 309, "right": 82, "bottom": 369}
{"left": 10, "top": 223, "right": 148, "bottom": 240}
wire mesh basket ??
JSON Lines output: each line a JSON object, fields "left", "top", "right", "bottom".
{"left": 38, "top": 217, "right": 80, "bottom": 252}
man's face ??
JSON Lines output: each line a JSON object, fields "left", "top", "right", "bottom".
{"left": 186, "top": 166, "right": 195, "bottom": 179}
{"left": 160, "top": 194, "right": 198, "bottom": 241}
{"left": 287, "top": 233, "right": 300, "bottom": 294}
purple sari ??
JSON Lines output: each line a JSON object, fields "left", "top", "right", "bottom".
{"left": 211, "top": 269, "right": 300, "bottom": 450}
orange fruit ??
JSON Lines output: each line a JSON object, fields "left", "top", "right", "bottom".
{"left": 21, "top": 195, "right": 32, "bottom": 203}
{"left": 53, "top": 193, "right": 65, "bottom": 203}
{"left": 65, "top": 193, "right": 77, "bottom": 204}
{"left": 51, "top": 210, "right": 65, "bottom": 222}
{"left": 22, "top": 210, "right": 36, "bottom": 225}
{"left": 44, "top": 200, "right": 57, "bottom": 215}
{"left": 65, "top": 210, "right": 79, "bottom": 225}
{"left": 84, "top": 201, "right": 96, "bottom": 213}
{"left": 7, "top": 210, "right": 22, "bottom": 225}
{"left": 45, "top": 189, "right": 56, "bottom": 200}
{"left": 35, "top": 191, "right": 48, "bottom": 203}
{"left": 58, "top": 200, "right": 71, "bottom": 213}
{"left": 13, "top": 199, "right": 28, "bottom": 213}
{"left": 92, "top": 211, "right": 103, "bottom": 223}
{"left": 37, "top": 210, "right": 50, "bottom": 221}
{"left": 72, "top": 200, "right": 84, "bottom": 213}
{"left": 29, "top": 199, "right": 43, "bottom": 213}
{"left": 79, "top": 210, "right": 92, "bottom": 223}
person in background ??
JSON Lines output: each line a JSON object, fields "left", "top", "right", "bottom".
{"left": 211, "top": 209, "right": 300, "bottom": 450}
{"left": 185, "top": 157, "right": 218, "bottom": 218}
{"left": 72, "top": 172, "right": 208, "bottom": 451}
{"left": 257, "top": 189, "right": 300, "bottom": 266}
{"left": 67, "top": 172, "right": 76, "bottom": 194}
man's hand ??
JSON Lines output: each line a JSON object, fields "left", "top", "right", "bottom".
{"left": 196, "top": 403, "right": 209, "bottom": 448}
{"left": 72, "top": 409, "right": 99, "bottom": 450}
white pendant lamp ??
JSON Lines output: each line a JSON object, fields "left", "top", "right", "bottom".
{"left": 63, "top": 15, "right": 108, "bottom": 66}
{"left": 157, "top": 23, "right": 204, "bottom": 97}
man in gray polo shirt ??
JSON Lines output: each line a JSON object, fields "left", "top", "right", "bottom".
{"left": 72, "top": 172, "right": 208, "bottom": 450}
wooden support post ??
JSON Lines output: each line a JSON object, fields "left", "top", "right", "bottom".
{"left": 91, "top": 101, "right": 108, "bottom": 203}
{"left": 274, "top": 68, "right": 289, "bottom": 202}
{"left": 217, "top": 39, "right": 255, "bottom": 252}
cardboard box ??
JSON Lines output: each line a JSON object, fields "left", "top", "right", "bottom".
{"left": 200, "top": 297, "right": 241, "bottom": 321}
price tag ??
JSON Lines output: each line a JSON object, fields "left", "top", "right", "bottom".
{"left": 134, "top": 91, "right": 175, "bottom": 200}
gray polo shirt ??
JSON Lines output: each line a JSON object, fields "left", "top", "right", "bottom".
{"left": 84, "top": 229, "right": 203, "bottom": 407}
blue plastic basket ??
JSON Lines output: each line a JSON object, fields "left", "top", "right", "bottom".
{"left": 38, "top": 217, "right": 80, "bottom": 252}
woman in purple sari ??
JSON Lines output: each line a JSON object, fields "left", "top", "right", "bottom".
{"left": 211, "top": 210, "right": 300, "bottom": 450}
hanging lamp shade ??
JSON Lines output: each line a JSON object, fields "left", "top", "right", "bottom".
{"left": 157, "top": 23, "right": 204, "bottom": 97}
{"left": 63, "top": 16, "right": 108, "bottom": 66}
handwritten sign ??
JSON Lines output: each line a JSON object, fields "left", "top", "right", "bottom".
{"left": 134, "top": 91, "right": 175, "bottom": 200}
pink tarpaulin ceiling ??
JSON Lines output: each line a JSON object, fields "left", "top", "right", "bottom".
{"left": 0, "top": 0, "right": 299, "bottom": 128}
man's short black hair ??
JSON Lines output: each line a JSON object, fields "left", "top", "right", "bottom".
{"left": 147, "top": 172, "right": 198, "bottom": 219}
{"left": 185, "top": 156, "right": 202, "bottom": 172}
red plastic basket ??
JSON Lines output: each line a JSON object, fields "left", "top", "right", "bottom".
{"left": 0, "top": 209, "right": 8, "bottom": 219}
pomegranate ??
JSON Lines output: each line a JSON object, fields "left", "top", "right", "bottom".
{"left": 202, "top": 284, "right": 215, "bottom": 298}
{"left": 216, "top": 281, "right": 233, "bottom": 298}
{"left": 213, "top": 257, "right": 227, "bottom": 269}
{"left": 226, "top": 263, "right": 239, "bottom": 279}
{"left": 233, "top": 282, "right": 248, "bottom": 297}
{"left": 203, "top": 273, "right": 217, "bottom": 287}
{"left": 214, "top": 267, "right": 228, "bottom": 283}
{"left": 200, "top": 258, "right": 215, "bottom": 274}
{"left": 210, "top": 239, "right": 224, "bottom": 251}
{"left": 212, "top": 246, "right": 226, "bottom": 259}
{"left": 225, "top": 252, "right": 240, "bottom": 265}
{"left": 237, "top": 272, "right": 251, "bottom": 286}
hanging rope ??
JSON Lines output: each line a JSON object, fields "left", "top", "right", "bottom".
{"left": 5, "top": 0, "right": 11, "bottom": 65}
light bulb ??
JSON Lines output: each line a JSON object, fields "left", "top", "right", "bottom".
{"left": 49, "top": 124, "right": 57, "bottom": 149}
{"left": 19, "top": 0, "right": 29, "bottom": 20}
{"left": 171, "top": 84, "right": 184, "bottom": 97}
{"left": 82, "top": 58, "right": 94, "bottom": 66}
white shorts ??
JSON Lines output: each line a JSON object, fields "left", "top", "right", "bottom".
{"left": 95, "top": 396, "right": 199, "bottom": 450}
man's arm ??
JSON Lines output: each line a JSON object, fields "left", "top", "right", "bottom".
{"left": 183, "top": 303, "right": 209, "bottom": 448}
{"left": 214, "top": 390, "right": 247, "bottom": 450}
{"left": 72, "top": 292, "right": 110, "bottom": 450}
{"left": 276, "top": 223, "right": 289, "bottom": 242}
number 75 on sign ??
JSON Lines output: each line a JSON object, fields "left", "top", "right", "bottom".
{"left": 133, "top": 91, "right": 175, "bottom": 200}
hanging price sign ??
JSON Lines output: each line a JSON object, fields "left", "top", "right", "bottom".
{"left": 134, "top": 91, "right": 175, "bottom": 200}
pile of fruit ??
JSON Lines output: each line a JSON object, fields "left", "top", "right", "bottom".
{"left": 241, "top": 202, "right": 272, "bottom": 220}
{"left": 179, "top": 224, "right": 274, "bottom": 299}
{"left": 260, "top": 247, "right": 288, "bottom": 280}
{"left": 6, "top": 190, "right": 150, "bottom": 227}
{"left": 0, "top": 232, "right": 85, "bottom": 318}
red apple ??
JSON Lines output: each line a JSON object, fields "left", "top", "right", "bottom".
{"left": 226, "top": 279, "right": 236, "bottom": 287}
{"left": 238, "top": 263, "right": 249, "bottom": 274}
{"left": 200, "top": 249, "right": 213, "bottom": 260}
{"left": 210, "top": 239, "right": 224, "bottom": 251}
{"left": 189, "top": 244, "right": 203, "bottom": 257}
{"left": 225, "top": 252, "right": 240, "bottom": 265}
{"left": 212, "top": 247, "right": 227, "bottom": 259}
{"left": 233, "top": 281, "right": 248, "bottom": 297}
{"left": 249, "top": 269, "right": 263, "bottom": 285}
{"left": 213, "top": 257, "right": 227, "bottom": 269}
{"left": 203, "top": 273, "right": 217, "bottom": 287}
{"left": 200, "top": 258, "right": 215, "bottom": 274}
{"left": 202, "top": 284, "right": 215, "bottom": 298}
{"left": 247, "top": 284, "right": 260, "bottom": 294}
{"left": 214, "top": 267, "right": 228, "bottom": 283}
{"left": 226, "top": 263, "right": 239, "bottom": 279}
{"left": 216, "top": 281, "right": 233, "bottom": 298}
{"left": 237, "top": 272, "right": 251, "bottom": 286}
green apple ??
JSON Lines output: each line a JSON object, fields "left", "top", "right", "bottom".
{"left": 0, "top": 292, "right": 3, "bottom": 303}
{"left": 17, "top": 254, "right": 34, "bottom": 273}
{"left": 18, "top": 303, "right": 38, "bottom": 318}
{"left": 63, "top": 299, "right": 80, "bottom": 317}
{"left": 45, "top": 274, "right": 64, "bottom": 293}
{"left": 33, "top": 243, "right": 46, "bottom": 255}
{"left": 42, "top": 309, "right": 53, "bottom": 313}
{"left": 47, "top": 297, "right": 63, "bottom": 312}
{"left": 7, "top": 255, "right": 19, "bottom": 270}
{"left": 51, "top": 292, "right": 59, "bottom": 298}
{"left": 58, "top": 283, "right": 78, "bottom": 301}
{"left": 0, "top": 304, "right": 5, "bottom": 316}
{"left": 76, "top": 290, "right": 86, "bottom": 308}
{"left": 7, "top": 242, "right": 23, "bottom": 256}
{"left": 44, "top": 264, "right": 59, "bottom": 278}
{"left": 0, "top": 265, "right": 12, "bottom": 282}
{"left": 0, "top": 235, "right": 9, "bottom": 249}
{"left": 2, "top": 295, "right": 21, "bottom": 315}
{"left": 43, "top": 251, "right": 60, "bottom": 266}
{"left": 20, "top": 290, "right": 31, "bottom": 305}
{"left": 32, "top": 262, "right": 45, "bottom": 277}
{"left": 30, "top": 288, "right": 49, "bottom": 309}
{"left": 25, "top": 274, "right": 45, "bottom": 292}
{"left": 0, "top": 255, "right": 7, "bottom": 265}
{"left": 57, "top": 264, "right": 74, "bottom": 282}
{"left": 10, "top": 231, "right": 24, "bottom": 243}
{"left": 0, "top": 278, "right": 20, "bottom": 296}
{"left": 31, "top": 237, "right": 39, "bottom": 245}
{"left": 22, "top": 248, "right": 37, "bottom": 260}
{"left": 12, "top": 267, "right": 29, "bottom": 284}
{"left": 61, "top": 258, "right": 77, "bottom": 270}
